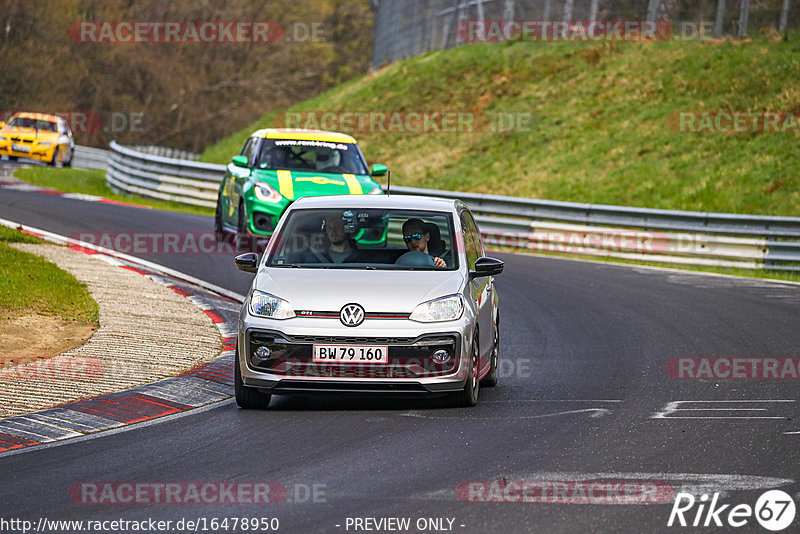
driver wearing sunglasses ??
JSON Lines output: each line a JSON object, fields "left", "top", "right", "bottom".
{"left": 402, "top": 218, "right": 447, "bottom": 268}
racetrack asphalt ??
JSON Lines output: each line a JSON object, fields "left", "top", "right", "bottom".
{"left": 1, "top": 183, "right": 799, "bottom": 533}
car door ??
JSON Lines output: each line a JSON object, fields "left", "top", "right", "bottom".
{"left": 223, "top": 136, "right": 258, "bottom": 227}
{"left": 460, "top": 210, "right": 493, "bottom": 363}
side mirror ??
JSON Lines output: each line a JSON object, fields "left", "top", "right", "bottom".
{"left": 234, "top": 252, "right": 260, "bottom": 273}
{"left": 232, "top": 155, "right": 249, "bottom": 168}
{"left": 469, "top": 257, "right": 504, "bottom": 280}
{"left": 371, "top": 163, "right": 388, "bottom": 177}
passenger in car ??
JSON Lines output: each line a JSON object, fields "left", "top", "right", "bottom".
{"left": 402, "top": 218, "right": 447, "bottom": 267}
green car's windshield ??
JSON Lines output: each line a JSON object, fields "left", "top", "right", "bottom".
{"left": 266, "top": 208, "right": 459, "bottom": 271}
{"left": 255, "top": 139, "right": 369, "bottom": 175}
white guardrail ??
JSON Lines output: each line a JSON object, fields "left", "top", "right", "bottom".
{"left": 72, "top": 145, "right": 111, "bottom": 171}
{"left": 105, "top": 141, "right": 800, "bottom": 271}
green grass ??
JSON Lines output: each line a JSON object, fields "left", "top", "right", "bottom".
{"left": 0, "top": 226, "right": 99, "bottom": 322}
{"left": 199, "top": 36, "right": 800, "bottom": 217}
{"left": 14, "top": 167, "right": 214, "bottom": 217}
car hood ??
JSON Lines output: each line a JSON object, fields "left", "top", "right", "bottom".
{"left": 251, "top": 169, "right": 379, "bottom": 200}
{"left": 2, "top": 127, "right": 58, "bottom": 140}
{"left": 253, "top": 268, "right": 465, "bottom": 313}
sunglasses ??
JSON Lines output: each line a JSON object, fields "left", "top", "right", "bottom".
{"left": 403, "top": 233, "right": 424, "bottom": 242}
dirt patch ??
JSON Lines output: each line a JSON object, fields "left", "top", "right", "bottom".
{"left": 0, "top": 314, "right": 97, "bottom": 368}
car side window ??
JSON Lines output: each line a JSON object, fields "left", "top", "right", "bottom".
{"left": 469, "top": 212, "right": 486, "bottom": 256}
{"left": 460, "top": 211, "right": 480, "bottom": 271}
{"left": 240, "top": 137, "right": 259, "bottom": 167}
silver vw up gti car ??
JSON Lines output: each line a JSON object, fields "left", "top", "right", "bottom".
{"left": 233, "top": 195, "right": 503, "bottom": 408}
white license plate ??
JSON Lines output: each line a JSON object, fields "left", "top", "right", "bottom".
{"left": 11, "top": 144, "right": 30, "bottom": 153}
{"left": 313, "top": 344, "right": 388, "bottom": 363}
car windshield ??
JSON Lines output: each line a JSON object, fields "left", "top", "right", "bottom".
{"left": 266, "top": 208, "right": 459, "bottom": 271}
{"left": 254, "top": 139, "right": 369, "bottom": 175}
{"left": 8, "top": 117, "right": 57, "bottom": 132}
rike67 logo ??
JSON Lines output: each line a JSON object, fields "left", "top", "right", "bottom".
{"left": 668, "top": 490, "right": 796, "bottom": 531}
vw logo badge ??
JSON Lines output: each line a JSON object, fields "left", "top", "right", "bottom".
{"left": 340, "top": 303, "right": 365, "bottom": 327}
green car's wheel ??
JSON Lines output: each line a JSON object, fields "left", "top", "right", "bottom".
{"left": 214, "top": 196, "right": 225, "bottom": 242}
{"left": 236, "top": 201, "right": 250, "bottom": 251}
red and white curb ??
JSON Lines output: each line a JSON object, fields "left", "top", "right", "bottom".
{"left": 0, "top": 219, "right": 245, "bottom": 455}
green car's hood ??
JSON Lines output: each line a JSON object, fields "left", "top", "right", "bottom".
{"left": 251, "top": 169, "right": 379, "bottom": 200}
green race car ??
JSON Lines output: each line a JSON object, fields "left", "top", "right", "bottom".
{"left": 215, "top": 129, "right": 387, "bottom": 241}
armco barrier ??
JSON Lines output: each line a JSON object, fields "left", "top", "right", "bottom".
{"left": 107, "top": 141, "right": 222, "bottom": 208}
{"left": 73, "top": 145, "right": 111, "bottom": 171}
{"left": 106, "top": 142, "right": 800, "bottom": 271}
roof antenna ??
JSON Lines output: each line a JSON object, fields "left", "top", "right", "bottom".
{"left": 386, "top": 170, "right": 391, "bottom": 196}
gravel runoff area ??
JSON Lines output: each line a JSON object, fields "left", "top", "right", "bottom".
{"left": 0, "top": 244, "right": 222, "bottom": 418}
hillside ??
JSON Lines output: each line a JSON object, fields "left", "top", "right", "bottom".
{"left": 0, "top": 0, "right": 373, "bottom": 152}
{"left": 199, "top": 36, "right": 800, "bottom": 216}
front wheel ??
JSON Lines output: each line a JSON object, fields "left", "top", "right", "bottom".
{"left": 63, "top": 148, "right": 73, "bottom": 167}
{"left": 448, "top": 332, "right": 480, "bottom": 407}
{"left": 234, "top": 349, "right": 272, "bottom": 409}
{"left": 214, "top": 196, "right": 225, "bottom": 242}
{"left": 480, "top": 314, "right": 499, "bottom": 388}
{"left": 235, "top": 201, "right": 251, "bottom": 251}
{"left": 48, "top": 147, "right": 59, "bottom": 167}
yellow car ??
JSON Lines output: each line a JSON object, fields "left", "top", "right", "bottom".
{"left": 0, "top": 112, "right": 75, "bottom": 166}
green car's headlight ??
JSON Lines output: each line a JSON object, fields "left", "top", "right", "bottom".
{"left": 409, "top": 294, "right": 464, "bottom": 322}
{"left": 249, "top": 290, "right": 295, "bottom": 319}
{"left": 254, "top": 182, "right": 283, "bottom": 203}
{"left": 368, "top": 187, "right": 383, "bottom": 195}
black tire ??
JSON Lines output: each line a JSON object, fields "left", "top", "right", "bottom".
{"left": 236, "top": 201, "right": 250, "bottom": 251}
{"left": 8, "top": 156, "right": 17, "bottom": 161}
{"left": 448, "top": 332, "right": 480, "bottom": 407}
{"left": 63, "top": 148, "right": 73, "bottom": 167}
{"left": 48, "top": 147, "right": 59, "bottom": 167}
{"left": 234, "top": 349, "right": 271, "bottom": 409}
{"left": 214, "top": 196, "right": 225, "bottom": 242}
{"left": 481, "top": 314, "right": 499, "bottom": 388}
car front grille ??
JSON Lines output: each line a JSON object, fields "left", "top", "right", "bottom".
{"left": 246, "top": 330, "right": 461, "bottom": 378}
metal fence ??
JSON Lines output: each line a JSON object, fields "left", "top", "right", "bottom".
{"left": 371, "top": 0, "right": 797, "bottom": 67}
{"left": 105, "top": 143, "right": 800, "bottom": 271}
{"left": 72, "top": 145, "right": 110, "bottom": 171}
{"left": 107, "top": 142, "right": 221, "bottom": 208}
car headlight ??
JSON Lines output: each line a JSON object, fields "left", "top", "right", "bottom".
{"left": 249, "top": 290, "right": 295, "bottom": 319}
{"left": 0, "top": 135, "right": 7, "bottom": 141}
{"left": 368, "top": 187, "right": 383, "bottom": 195}
{"left": 409, "top": 294, "right": 464, "bottom": 322}
{"left": 254, "top": 182, "right": 283, "bottom": 203}
{"left": 38, "top": 141, "right": 52, "bottom": 147}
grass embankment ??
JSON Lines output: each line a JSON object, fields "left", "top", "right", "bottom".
{"left": 0, "top": 225, "right": 98, "bottom": 323}
{"left": 13, "top": 167, "right": 213, "bottom": 217}
{"left": 200, "top": 37, "right": 800, "bottom": 217}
